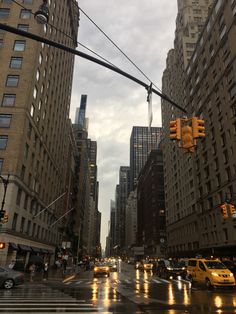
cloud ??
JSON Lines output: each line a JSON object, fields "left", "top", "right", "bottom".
{"left": 70, "top": 0, "right": 177, "bottom": 249}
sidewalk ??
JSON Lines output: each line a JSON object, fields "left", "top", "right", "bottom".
{"left": 23, "top": 267, "right": 78, "bottom": 284}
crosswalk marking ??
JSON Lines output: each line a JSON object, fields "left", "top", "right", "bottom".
{"left": 0, "top": 284, "right": 103, "bottom": 313}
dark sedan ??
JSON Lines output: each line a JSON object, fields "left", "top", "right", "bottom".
{"left": 0, "top": 267, "right": 24, "bottom": 289}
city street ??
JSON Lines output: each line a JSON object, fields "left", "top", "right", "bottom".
{"left": 1, "top": 262, "right": 236, "bottom": 313}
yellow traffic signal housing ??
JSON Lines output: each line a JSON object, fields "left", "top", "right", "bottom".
{"left": 169, "top": 118, "right": 181, "bottom": 140}
{"left": 181, "top": 125, "right": 195, "bottom": 152}
{"left": 192, "top": 117, "right": 205, "bottom": 138}
{"left": 1, "top": 212, "right": 9, "bottom": 224}
{"left": 0, "top": 242, "right": 6, "bottom": 249}
{"left": 220, "top": 204, "right": 228, "bottom": 219}
{"left": 229, "top": 204, "right": 236, "bottom": 218}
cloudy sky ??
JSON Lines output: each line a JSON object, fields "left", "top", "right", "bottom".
{"left": 70, "top": 1, "right": 178, "bottom": 249}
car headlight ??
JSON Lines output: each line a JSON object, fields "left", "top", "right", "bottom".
{"left": 94, "top": 267, "right": 98, "bottom": 272}
{"left": 182, "top": 267, "right": 186, "bottom": 270}
{"left": 167, "top": 267, "right": 173, "bottom": 270}
{"left": 230, "top": 273, "right": 234, "bottom": 277}
{"left": 105, "top": 267, "right": 109, "bottom": 271}
{"left": 112, "top": 265, "right": 117, "bottom": 268}
{"left": 211, "top": 272, "right": 218, "bottom": 277}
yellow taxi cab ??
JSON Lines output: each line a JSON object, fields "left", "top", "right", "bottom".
{"left": 187, "top": 258, "right": 235, "bottom": 289}
{"left": 93, "top": 262, "right": 110, "bottom": 277}
{"left": 142, "top": 260, "right": 153, "bottom": 272}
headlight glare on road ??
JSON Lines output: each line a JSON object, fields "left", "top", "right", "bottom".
{"left": 211, "top": 272, "right": 218, "bottom": 277}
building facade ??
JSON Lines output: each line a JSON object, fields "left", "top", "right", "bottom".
{"left": 125, "top": 190, "right": 137, "bottom": 252}
{"left": 130, "top": 126, "right": 162, "bottom": 191}
{"left": 0, "top": 0, "right": 79, "bottom": 267}
{"left": 137, "top": 149, "right": 166, "bottom": 257}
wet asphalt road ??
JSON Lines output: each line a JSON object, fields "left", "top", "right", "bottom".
{"left": 0, "top": 261, "right": 236, "bottom": 313}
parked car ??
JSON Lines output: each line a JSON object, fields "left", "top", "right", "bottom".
{"left": 0, "top": 267, "right": 24, "bottom": 289}
{"left": 93, "top": 262, "right": 110, "bottom": 277}
{"left": 157, "top": 260, "right": 186, "bottom": 279}
{"left": 187, "top": 258, "right": 235, "bottom": 289}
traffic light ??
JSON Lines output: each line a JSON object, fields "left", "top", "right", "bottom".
{"left": 220, "top": 204, "right": 228, "bottom": 219}
{"left": 0, "top": 210, "right": 5, "bottom": 220}
{"left": 192, "top": 117, "right": 205, "bottom": 138}
{"left": 181, "top": 125, "right": 195, "bottom": 152}
{"left": 169, "top": 118, "right": 181, "bottom": 141}
{"left": 1, "top": 212, "right": 8, "bottom": 224}
{"left": 229, "top": 203, "right": 236, "bottom": 218}
{"left": 0, "top": 242, "right": 5, "bottom": 249}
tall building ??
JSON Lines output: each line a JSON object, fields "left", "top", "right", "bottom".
{"left": 75, "top": 95, "right": 87, "bottom": 128}
{"left": 161, "top": 0, "right": 214, "bottom": 257}
{"left": 130, "top": 126, "right": 162, "bottom": 191}
{"left": 137, "top": 149, "right": 166, "bottom": 257}
{"left": 0, "top": 0, "right": 79, "bottom": 266}
{"left": 115, "top": 166, "right": 130, "bottom": 251}
{"left": 184, "top": 0, "right": 236, "bottom": 257}
{"left": 125, "top": 190, "right": 137, "bottom": 250}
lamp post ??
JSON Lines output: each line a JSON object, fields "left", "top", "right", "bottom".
{"left": 0, "top": 174, "right": 10, "bottom": 214}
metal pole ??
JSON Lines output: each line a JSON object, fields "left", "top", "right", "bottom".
{"left": 0, "top": 174, "right": 10, "bottom": 212}
{"left": 50, "top": 207, "right": 74, "bottom": 227}
{"left": 33, "top": 191, "right": 67, "bottom": 219}
{"left": 0, "top": 23, "right": 188, "bottom": 114}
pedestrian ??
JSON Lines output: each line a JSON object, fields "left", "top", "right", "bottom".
{"left": 29, "top": 263, "right": 36, "bottom": 282}
{"left": 62, "top": 259, "right": 67, "bottom": 275}
{"left": 43, "top": 262, "right": 49, "bottom": 280}
{"left": 8, "top": 260, "right": 15, "bottom": 269}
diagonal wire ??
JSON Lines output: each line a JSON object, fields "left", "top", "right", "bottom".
{"left": 78, "top": 5, "right": 164, "bottom": 94}
{"left": 11, "top": 0, "right": 121, "bottom": 69}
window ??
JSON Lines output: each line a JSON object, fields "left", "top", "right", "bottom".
{"left": 17, "top": 24, "right": 29, "bottom": 32}
{"left": 10, "top": 57, "right": 23, "bottom": 68}
{"left": 24, "top": 143, "right": 29, "bottom": 160}
{"left": 33, "top": 87, "right": 37, "bottom": 99}
{"left": 12, "top": 213, "right": 18, "bottom": 230}
{"left": 13, "top": 40, "right": 26, "bottom": 51}
{"left": 0, "top": 8, "right": 10, "bottom": 19}
{"left": 20, "top": 165, "right": 25, "bottom": 179}
{"left": 20, "top": 9, "right": 31, "bottom": 19}
{"left": 30, "top": 104, "right": 35, "bottom": 117}
{"left": 0, "top": 158, "right": 3, "bottom": 172}
{"left": 2, "top": 94, "right": 16, "bottom": 107}
{"left": 0, "top": 114, "right": 11, "bottom": 127}
{"left": 16, "top": 188, "right": 22, "bottom": 205}
{"left": 6, "top": 75, "right": 19, "bottom": 87}
{"left": 0, "top": 135, "right": 8, "bottom": 149}
{"left": 1, "top": 0, "right": 13, "bottom": 3}
{"left": 20, "top": 217, "right": 25, "bottom": 233}
{"left": 26, "top": 220, "right": 31, "bottom": 235}
{"left": 23, "top": 0, "right": 33, "bottom": 4}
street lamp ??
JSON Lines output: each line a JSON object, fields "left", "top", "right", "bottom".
{"left": 0, "top": 174, "right": 10, "bottom": 215}
{"left": 34, "top": 0, "right": 49, "bottom": 25}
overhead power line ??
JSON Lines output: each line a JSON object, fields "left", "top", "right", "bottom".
{"left": 0, "top": 23, "right": 188, "bottom": 114}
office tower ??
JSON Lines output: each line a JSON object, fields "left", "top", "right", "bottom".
{"left": 161, "top": 0, "right": 214, "bottom": 257}
{"left": 0, "top": 0, "right": 79, "bottom": 266}
{"left": 130, "top": 126, "right": 162, "bottom": 191}
{"left": 75, "top": 94, "right": 87, "bottom": 128}
{"left": 115, "top": 166, "right": 130, "bottom": 251}
{"left": 137, "top": 149, "right": 166, "bottom": 257}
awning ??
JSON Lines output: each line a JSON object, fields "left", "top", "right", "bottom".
{"left": 31, "top": 246, "right": 41, "bottom": 253}
{"left": 40, "top": 249, "right": 49, "bottom": 254}
{"left": 18, "top": 244, "right": 32, "bottom": 252}
{"left": 9, "top": 242, "right": 19, "bottom": 251}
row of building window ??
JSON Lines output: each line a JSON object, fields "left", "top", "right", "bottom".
{"left": 1, "top": 0, "right": 33, "bottom": 4}
{"left": 0, "top": 8, "right": 32, "bottom": 19}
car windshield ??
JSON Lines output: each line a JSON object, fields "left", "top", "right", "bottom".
{"left": 143, "top": 261, "right": 152, "bottom": 264}
{"left": 168, "top": 261, "right": 184, "bottom": 268}
{"left": 204, "top": 261, "right": 227, "bottom": 269}
{"left": 96, "top": 263, "right": 108, "bottom": 267}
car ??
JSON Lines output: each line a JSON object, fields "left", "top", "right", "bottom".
{"left": 141, "top": 260, "right": 153, "bottom": 272}
{"left": 157, "top": 259, "right": 187, "bottom": 279}
{"left": 0, "top": 267, "right": 24, "bottom": 289}
{"left": 93, "top": 262, "right": 110, "bottom": 277}
{"left": 108, "top": 261, "right": 118, "bottom": 272}
{"left": 187, "top": 258, "right": 235, "bottom": 289}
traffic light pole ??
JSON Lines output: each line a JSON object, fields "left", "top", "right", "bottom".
{"left": 0, "top": 23, "right": 188, "bottom": 114}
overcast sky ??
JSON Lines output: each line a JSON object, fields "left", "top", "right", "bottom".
{"left": 70, "top": 1, "right": 178, "bottom": 250}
